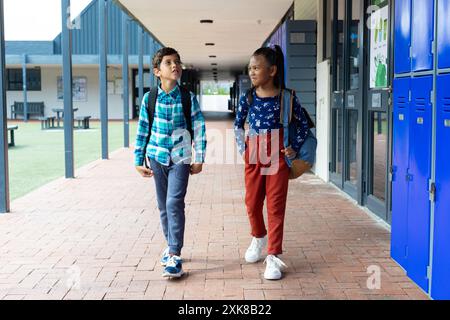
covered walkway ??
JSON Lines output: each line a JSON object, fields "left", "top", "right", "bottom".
{"left": 0, "top": 117, "right": 427, "bottom": 300}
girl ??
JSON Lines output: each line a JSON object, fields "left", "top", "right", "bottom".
{"left": 234, "top": 45, "right": 310, "bottom": 280}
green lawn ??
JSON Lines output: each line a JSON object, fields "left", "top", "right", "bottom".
{"left": 7, "top": 120, "right": 138, "bottom": 201}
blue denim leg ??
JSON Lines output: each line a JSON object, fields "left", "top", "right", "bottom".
{"left": 150, "top": 159, "right": 170, "bottom": 244}
{"left": 166, "top": 162, "right": 190, "bottom": 256}
{"left": 150, "top": 158, "right": 190, "bottom": 256}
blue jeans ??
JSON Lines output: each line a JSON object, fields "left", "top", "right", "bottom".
{"left": 149, "top": 158, "right": 190, "bottom": 256}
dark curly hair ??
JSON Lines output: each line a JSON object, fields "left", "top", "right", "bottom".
{"left": 152, "top": 47, "right": 181, "bottom": 69}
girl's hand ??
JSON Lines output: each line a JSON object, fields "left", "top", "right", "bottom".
{"left": 281, "top": 147, "right": 297, "bottom": 160}
{"left": 136, "top": 166, "right": 154, "bottom": 178}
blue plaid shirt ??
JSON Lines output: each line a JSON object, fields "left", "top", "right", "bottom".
{"left": 134, "top": 85, "right": 207, "bottom": 167}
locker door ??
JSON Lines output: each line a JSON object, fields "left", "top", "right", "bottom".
{"left": 431, "top": 74, "right": 450, "bottom": 300}
{"left": 438, "top": 0, "right": 450, "bottom": 69}
{"left": 411, "top": 0, "right": 435, "bottom": 72}
{"left": 394, "top": 0, "right": 412, "bottom": 74}
{"left": 407, "top": 76, "right": 433, "bottom": 292}
{"left": 391, "top": 77, "right": 411, "bottom": 269}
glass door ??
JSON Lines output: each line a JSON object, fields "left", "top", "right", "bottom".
{"left": 363, "top": 0, "right": 393, "bottom": 220}
{"left": 330, "top": 0, "right": 345, "bottom": 187}
{"left": 330, "top": 0, "right": 363, "bottom": 201}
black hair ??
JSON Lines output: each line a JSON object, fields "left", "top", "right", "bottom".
{"left": 252, "top": 45, "right": 285, "bottom": 89}
{"left": 152, "top": 47, "right": 181, "bottom": 69}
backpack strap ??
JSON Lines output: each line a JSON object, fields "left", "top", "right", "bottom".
{"left": 147, "top": 87, "right": 158, "bottom": 137}
{"left": 179, "top": 86, "right": 193, "bottom": 139}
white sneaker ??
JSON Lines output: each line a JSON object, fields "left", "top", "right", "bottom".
{"left": 245, "top": 236, "right": 267, "bottom": 263}
{"left": 264, "top": 255, "right": 287, "bottom": 280}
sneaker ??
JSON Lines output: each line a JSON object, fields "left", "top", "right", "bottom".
{"left": 245, "top": 236, "right": 267, "bottom": 263}
{"left": 160, "top": 248, "right": 170, "bottom": 266}
{"left": 263, "top": 255, "right": 287, "bottom": 280}
{"left": 162, "top": 255, "right": 184, "bottom": 278}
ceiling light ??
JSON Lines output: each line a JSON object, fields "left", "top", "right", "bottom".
{"left": 205, "top": 43, "right": 215, "bottom": 46}
{"left": 209, "top": 55, "right": 216, "bottom": 58}
{"left": 211, "top": 63, "right": 217, "bottom": 66}
{"left": 200, "top": 19, "right": 214, "bottom": 24}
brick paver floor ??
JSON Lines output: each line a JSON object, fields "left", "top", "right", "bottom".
{"left": 0, "top": 115, "right": 429, "bottom": 300}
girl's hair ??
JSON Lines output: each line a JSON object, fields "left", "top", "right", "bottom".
{"left": 252, "top": 45, "right": 286, "bottom": 89}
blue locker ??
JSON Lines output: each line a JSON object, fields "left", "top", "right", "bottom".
{"left": 394, "top": 0, "right": 412, "bottom": 74}
{"left": 411, "top": 0, "right": 435, "bottom": 72}
{"left": 438, "top": 0, "right": 450, "bottom": 69}
{"left": 407, "top": 76, "right": 433, "bottom": 292}
{"left": 391, "top": 77, "right": 411, "bottom": 270}
{"left": 431, "top": 74, "right": 450, "bottom": 299}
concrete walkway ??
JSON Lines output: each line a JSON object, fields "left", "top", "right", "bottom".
{"left": 0, "top": 115, "right": 428, "bottom": 300}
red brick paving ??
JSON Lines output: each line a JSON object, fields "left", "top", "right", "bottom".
{"left": 0, "top": 118, "right": 429, "bottom": 300}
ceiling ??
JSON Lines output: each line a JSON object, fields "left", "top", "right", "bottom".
{"left": 116, "top": 0, "right": 294, "bottom": 80}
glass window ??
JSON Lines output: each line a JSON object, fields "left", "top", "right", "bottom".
{"left": 334, "top": 0, "right": 345, "bottom": 91}
{"left": 369, "top": 0, "right": 390, "bottom": 89}
{"left": 334, "top": 108, "right": 343, "bottom": 175}
{"left": 347, "top": 110, "right": 358, "bottom": 184}
{"left": 348, "top": 0, "right": 361, "bottom": 90}
{"left": 6, "top": 68, "right": 41, "bottom": 91}
{"left": 371, "top": 112, "right": 388, "bottom": 201}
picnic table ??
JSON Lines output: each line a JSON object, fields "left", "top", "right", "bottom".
{"left": 52, "top": 108, "right": 79, "bottom": 128}
{"left": 7, "top": 126, "right": 18, "bottom": 147}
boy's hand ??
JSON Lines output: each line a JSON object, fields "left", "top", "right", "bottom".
{"left": 190, "top": 163, "right": 203, "bottom": 175}
{"left": 281, "top": 147, "right": 297, "bottom": 160}
{"left": 136, "top": 166, "right": 154, "bottom": 178}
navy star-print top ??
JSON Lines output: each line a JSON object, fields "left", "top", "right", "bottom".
{"left": 234, "top": 90, "right": 310, "bottom": 155}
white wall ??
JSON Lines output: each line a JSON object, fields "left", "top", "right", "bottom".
{"left": 6, "top": 66, "right": 134, "bottom": 120}
{"left": 315, "top": 60, "right": 331, "bottom": 182}
{"left": 200, "top": 95, "right": 230, "bottom": 112}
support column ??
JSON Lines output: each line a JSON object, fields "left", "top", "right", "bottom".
{"left": 62, "top": 0, "right": 75, "bottom": 178}
{"left": 99, "top": 0, "right": 108, "bottom": 159}
{"left": 22, "top": 54, "right": 28, "bottom": 122}
{"left": 0, "top": 0, "right": 10, "bottom": 213}
{"left": 138, "top": 26, "right": 144, "bottom": 109}
{"left": 122, "top": 13, "right": 129, "bottom": 148}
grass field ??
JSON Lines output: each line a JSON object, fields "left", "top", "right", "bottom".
{"left": 7, "top": 120, "right": 138, "bottom": 201}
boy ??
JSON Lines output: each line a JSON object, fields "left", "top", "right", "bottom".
{"left": 134, "top": 47, "right": 207, "bottom": 278}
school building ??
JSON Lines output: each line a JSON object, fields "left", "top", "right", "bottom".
{"left": 0, "top": 0, "right": 449, "bottom": 300}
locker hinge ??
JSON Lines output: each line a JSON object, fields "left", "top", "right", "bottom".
{"left": 409, "top": 46, "right": 413, "bottom": 59}
{"left": 408, "top": 90, "right": 412, "bottom": 102}
{"left": 431, "top": 41, "right": 435, "bottom": 55}
{"left": 431, "top": 90, "right": 435, "bottom": 105}
{"left": 427, "top": 266, "right": 432, "bottom": 280}
{"left": 389, "top": 166, "right": 394, "bottom": 182}
{"left": 429, "top": 181, "right": 436, "bottom": 203}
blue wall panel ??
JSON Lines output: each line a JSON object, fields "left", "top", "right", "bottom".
{"left": 438, "top": 0, "right": 450, "bottom": 69}
{"left": 407, "top": 76, "right": 433, "bottom": 292}
{"left": 431, "top": 74, "right": 450, "bottom": 299}
{"left": 394, "top": 0, "right": 412, "bottom": 74}
{"left": 411, "top": 0, "right": 435, "bottom": 72}
{"left": 391, "top": 77, "right": 411, "bottom": 269}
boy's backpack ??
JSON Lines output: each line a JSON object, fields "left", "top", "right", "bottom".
{"left": 143, "top": 85, "right": 193, "bottom": 168}
{"left": 245, "top": 88, "right": 317, "bottom": 180}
